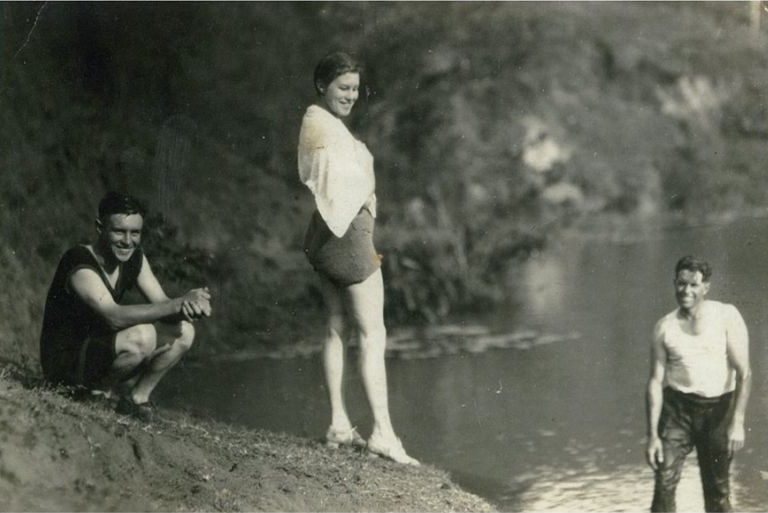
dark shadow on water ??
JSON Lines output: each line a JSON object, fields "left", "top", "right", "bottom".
{"left": 447, "top": 468, "right": 530, "bottom": 512}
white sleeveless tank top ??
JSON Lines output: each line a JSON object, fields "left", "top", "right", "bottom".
{"left": 662, "top": 301, "right": 736, "bottom": 397}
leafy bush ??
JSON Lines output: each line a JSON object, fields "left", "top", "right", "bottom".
{"left": 1, "top": 2, "right": 766, "bottom": 370}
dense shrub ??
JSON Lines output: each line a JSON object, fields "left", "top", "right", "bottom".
{"left": 1, "top": 2, "right": 766, "bottom": 371}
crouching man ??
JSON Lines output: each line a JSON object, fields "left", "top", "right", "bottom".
{"left": 40, "top": 191, "right": 212, "bottom": 421}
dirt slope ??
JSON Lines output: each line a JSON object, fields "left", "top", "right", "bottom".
{"left": 0, "top": 369, "right": 494, "bottom": 512}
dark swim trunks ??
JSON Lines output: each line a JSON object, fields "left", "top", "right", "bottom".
{"left": 40, "top": 245, "right": 142, "bottom": 388}
{"left": 46, "top": 332, "right": 119, "bottom": 388}
{"left": 303, "top": 208, "right": 381, "bottom": 286}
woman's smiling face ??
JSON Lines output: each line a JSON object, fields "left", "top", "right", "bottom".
{"left": 321, "top": 72, "right": 360, "bottom": 118}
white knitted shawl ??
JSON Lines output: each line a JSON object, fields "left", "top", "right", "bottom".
{"left": 298, "top": 104, "right": 377, "bottom": 238}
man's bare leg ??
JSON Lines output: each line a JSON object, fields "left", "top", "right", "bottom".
{"left": 127, "top": 321, "right": 195, "bottom": 404}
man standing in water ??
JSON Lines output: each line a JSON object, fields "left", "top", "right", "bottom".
{"left": 646, "top": 256, "right": 752, "bottom": 512}
{"left": 40, "top": 191, "right": 212, "bottom": 422}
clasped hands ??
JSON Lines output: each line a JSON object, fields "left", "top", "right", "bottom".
{"left": 180, "top": 286, "right": 212, "bottom": 322}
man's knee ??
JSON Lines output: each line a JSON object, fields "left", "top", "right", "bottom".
{"left": 119, "top": 324, "right": 158, "bottom": 358}
{"left": 177, "top": 320, "right": 195, "bottom": 351}
{"left": 651, "top": 469, "right": 680, "bottom": 512}
{"left": 701, "top": 465, "right": 732, "bottom": 512}
{"left": 651, "top": 493, "right": 675, "bottom": 513}
{"left": 703, "top": 494, "right": 731, "bottom": 513}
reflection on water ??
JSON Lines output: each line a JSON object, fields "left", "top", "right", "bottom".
{"left": 511, "top": 461, "right": 700, "bottom": 512}
{"left": 163, "top": 217, "right": 768, "bottom": 511}
{"left": 507, "top": 456, "right": 761, "bottom": 512}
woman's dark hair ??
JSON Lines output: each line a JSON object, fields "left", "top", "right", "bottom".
{"left": 98, "top": 191, "right": 147, "bottom": 220}
{"left": 675, "top": 255, "right": 712, "bottom": 282}
{"left": 313, "top": 51, "right": 362, "bottom": 96}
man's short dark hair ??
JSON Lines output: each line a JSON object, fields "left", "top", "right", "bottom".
{"left": 98, "top": 191, "right": 147, "bottom": 220}
{"left": 675, "top": 255, "right": 712, "bottom": 282}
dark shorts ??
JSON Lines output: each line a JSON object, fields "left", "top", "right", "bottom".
{"left": 42, "top": 333, "right": 118, "bottom": 389}
{"left": 303, "top": 208, "right": 381, "bottom": 287}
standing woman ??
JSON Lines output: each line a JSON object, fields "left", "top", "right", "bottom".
{"left": 298, "top": 52, "right": 418, "bottom": 466}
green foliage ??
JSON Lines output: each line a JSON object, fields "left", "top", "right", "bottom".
{"left": 140, "top": 214, "right": 222, "bottom": 295}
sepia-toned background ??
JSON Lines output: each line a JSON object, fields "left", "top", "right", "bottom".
{"left": 1, "top": 2, "right": 766, "bottom": 510}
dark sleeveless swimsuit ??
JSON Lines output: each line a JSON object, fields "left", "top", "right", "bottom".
{"left": 39, "top": 245, "right": 143, "bottom": 387}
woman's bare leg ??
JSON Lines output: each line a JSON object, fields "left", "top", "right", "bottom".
{"left": 345, "top": 269, "right": 395, "bottom": 439}
{"left": 346, "top": 269, "right": 418, "bottom": 464}
{"left": 319, "top": 276, "right": 354, "bottom": 433}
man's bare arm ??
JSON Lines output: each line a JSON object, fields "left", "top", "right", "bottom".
{"left": 725, "top": 304, "right": 752, "bottom": 455}
{"left": 70, "top": 268, "right": 187, "bottom": 330}
{"left": 646, "top": 318, "right": 667, "bottom": 470}
{"left": 136, "top": 255, "right": 212, "bottom": 321}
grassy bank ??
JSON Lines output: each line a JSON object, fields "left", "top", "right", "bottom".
{"left": 0, "top": 366, "right": 494, "bottom": 512}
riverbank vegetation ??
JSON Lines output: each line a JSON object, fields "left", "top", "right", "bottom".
{"left": 1, "top": 2, "right": 766, "bottom": 373}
